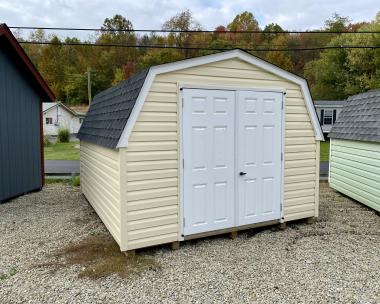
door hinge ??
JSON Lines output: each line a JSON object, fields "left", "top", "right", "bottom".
{"left": 281, "top": 152, "right": 283, "bottom": 161}
{"left": 281, "top": 99, "right": 284, "bottom": 110}
{"left": 182, "top": 158, "right": 184, "bottom": 168}
{"left": 183, "top": 218, "right": 186, "bottom": 227}
{"left": 182, "top": 97, "right": 184, "bottom": 108}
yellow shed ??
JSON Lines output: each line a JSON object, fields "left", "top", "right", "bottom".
{"left": 78, "top": 50, "right": 324, "bottom": 252}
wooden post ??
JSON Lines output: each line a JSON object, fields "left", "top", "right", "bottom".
{"left": 229, "top": 230, "right": 238, "bottom": 239}
{"left": 306, "top": 217, "right": 316, "bottom": 224}
{"left": 123, "top": 250, "right": 135, "bottom": 257}
{"left": 279, "top": 222, "right": 287, "bottom": 230}
{"left": 87, "top": 68, "right": 92, "bottom": 105}
{"left": 171, "top": 241, "right": 180, "bottom": 250}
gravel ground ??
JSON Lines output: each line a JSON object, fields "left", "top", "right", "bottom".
{"left": 0, "top": 182, "right": 379, "bottom": 304}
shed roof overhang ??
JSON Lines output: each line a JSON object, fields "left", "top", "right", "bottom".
{"left": 0, "top": 24, "right": 56, "bottom": 102}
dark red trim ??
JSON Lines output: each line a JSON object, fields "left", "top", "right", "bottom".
{"left": 0, "top": 24, "right": 56, "bottom": 101}
{"left": 40, "top": 100, "right": 45, "bottom": 186}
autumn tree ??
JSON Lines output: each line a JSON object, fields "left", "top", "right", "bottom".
{"left": 163, "top": 10, "right": 202, "bottom": 56}
{"left": 227, "top": 11, "right": 261, "bottom": 47}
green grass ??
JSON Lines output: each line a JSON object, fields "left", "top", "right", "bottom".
{"left": 44, "top": 142, "right": 80, "bottom": 160}
{"left": 45, "top": 176, "right": 80, "bottom": 187}
{"left": 320, "top": 141, "right": 330, "bottom": 162}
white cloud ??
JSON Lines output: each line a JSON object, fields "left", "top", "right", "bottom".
{"left": 0, "top": 0, "right": 378, "bottom": 39}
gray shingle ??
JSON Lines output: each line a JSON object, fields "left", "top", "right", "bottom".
{"left": 77, "top": 68, "right": 149, "bottom": 149}
{"left": 329, "top": 89, "right": 380, "bottom": 143}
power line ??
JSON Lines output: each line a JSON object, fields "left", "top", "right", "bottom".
{"left": 19, "top": 40, "right": 380, "bottom": 51}
{"left": 10, "top": 26, "right": 380, "bottom": 34}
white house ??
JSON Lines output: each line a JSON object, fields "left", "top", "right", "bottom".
{"left": 43, "top": 102, "right": 86, "bottom": 136}
{"left": 314, "top": 100, "right": 346, "bottom": 135}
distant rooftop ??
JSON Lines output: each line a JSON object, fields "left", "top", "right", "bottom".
{"left": 42, "top": 102, "right": 57, "bottom": 112}
{"left": 42, "top": 102, "right": 85, "bottom": 116}
{"left": 314, "top": 100, "right": 346, "bottom": 107}
{"left": 69, "top": 105, "right": 89, "bottom": 115}
{"left": 329, "top": 89, "right": 380, "bottom": 143}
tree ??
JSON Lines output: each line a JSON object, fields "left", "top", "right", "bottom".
{"left": 200, "top": 39, "right": 234, "bottom": 55}
{"left": 162, "top": 10, "right": 202, "bottom": 56}
{"left": 137, "top": 48, "right": 184, "bottom": 69}
{"left": 262, "top": 35, "right": 293, "bottom": 71}
{"left": 305, "top": 15, "right": 380, "bottom": 99}
{"left": 262, "top": 23, "right": 284, "bottom": 42}
{"left": 101, "top": 14, "right": 134, "bottom": 37}
{"left": 324, "top": 13, "right": 351, "bottom": 32}
{"left": 227, "top": 11, "right": 261, "bottom": 46}
{"left": 227, "top": 11, "right": 259, "bottom": 31}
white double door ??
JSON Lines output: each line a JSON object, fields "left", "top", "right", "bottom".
{"left": 183, "top": 88, "right": 283, "bottom": 236}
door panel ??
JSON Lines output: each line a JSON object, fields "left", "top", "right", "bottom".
{"left": 183, "top": 89, "right": 235, "bottom": 235}
{"left": 237, "top": 91, "right": 282, "bottom": 225}
{"left": 183, "top": 89, "right": 283, "bottom": 236}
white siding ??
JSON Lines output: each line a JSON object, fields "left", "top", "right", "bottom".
{"left": 80, "top": 141, "right": 122, "bottom": 245}
{"left": 121, "top": 58, "right": 319, "bottom": 250}
{"left": 43, "top": 105, "right": 82, "bottom": 135}
{"left": 329, "top": 139, "right": 380, "bottom": 212}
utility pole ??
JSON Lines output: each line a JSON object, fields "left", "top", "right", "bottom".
{"left": 87, "top": 67, "right": 92, "bottom": 105}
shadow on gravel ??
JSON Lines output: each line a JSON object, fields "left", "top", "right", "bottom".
{"left": 36, "top": 235, "right": 160, "bottom": 279}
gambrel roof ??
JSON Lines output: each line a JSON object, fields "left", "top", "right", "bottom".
{"left": 77, "top": 69, "right": 149, "bottom": 148}
{"left": 78, "top": 49, "right": 324, "bottom": 149}
{"left": 329, "top": 89, "right": 380, "bottom": 143}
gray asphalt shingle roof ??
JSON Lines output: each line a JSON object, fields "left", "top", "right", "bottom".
{"left": 77, "top": 68, "right": 149, "bottom": 148}
{"left": 329, "top": 89, "right": 380, "bottom": 143}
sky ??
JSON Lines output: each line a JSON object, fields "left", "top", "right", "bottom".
{"left": 0, "top": 0, "right": 378, "bottom": 39}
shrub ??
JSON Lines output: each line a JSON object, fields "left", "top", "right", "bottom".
{"left": 72, "top": 175, "right": 80, "bottom": 187}
{"left": 43, "top": 135, "right": 51, "bottom": 147}
{"left": 58, "top": 128, "right": 70, "bottom": 143}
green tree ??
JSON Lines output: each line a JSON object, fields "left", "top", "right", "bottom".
{"left": 324, "top": 13, "right": 351, "bottom": 32}
{"left": 305, "top": 14, "right": 380, "bottom": 99}
{"left": 262, "top": 23, "right": 284, "bottom": 42}
{"left": 102, "top": 14, "right": 133, "bottom": 35}
{"left": 137, "top": 48, "right": 184, "bottom": 69}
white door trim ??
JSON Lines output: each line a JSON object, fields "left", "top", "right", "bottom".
{"left": 179, "top": 86, "right": 285, "bottom": 237}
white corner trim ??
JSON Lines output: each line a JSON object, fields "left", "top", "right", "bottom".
{"left": 116, "top": 49, "right": 324, "bottom": 148}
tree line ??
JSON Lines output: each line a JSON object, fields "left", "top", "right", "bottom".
{"left": 18, "top": 10, "right": 380, "bottom": 105}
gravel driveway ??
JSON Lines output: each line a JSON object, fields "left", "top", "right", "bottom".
{"left": 0, "top": 183, "right": 379, "bottom": 304}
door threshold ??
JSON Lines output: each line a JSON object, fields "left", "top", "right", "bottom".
{"left": 183, "top": 219, "right": 280, "bottom": 240}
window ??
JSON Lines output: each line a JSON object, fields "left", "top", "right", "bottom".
{"left": 46, "top": 117, "right": 53, "bottom": 125}
{"left": 323, "top": 109, "right": 333, "bottom": 125}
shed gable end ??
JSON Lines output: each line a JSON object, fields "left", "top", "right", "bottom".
{"left": 122, "top": 57, "right": 319, "bottom": 250}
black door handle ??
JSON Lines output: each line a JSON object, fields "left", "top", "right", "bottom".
{"left": 239, "top": 172, "right": 247, "bottom": 176}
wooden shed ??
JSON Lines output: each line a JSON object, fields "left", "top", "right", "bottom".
{"left": 78, "top": 50, "right": 324, "bottom": 252}
{"left": 329, "top": 90, "right": 380, "bottom": 212}
{"left": 0, "top": 24, "right": 55, "bottom": 203}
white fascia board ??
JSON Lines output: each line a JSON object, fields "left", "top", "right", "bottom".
{"left": 58, "top": 102, "right": 78, "bottom": 116}
{"left": 116, "top": 49, "right": 324, "bottom": 148}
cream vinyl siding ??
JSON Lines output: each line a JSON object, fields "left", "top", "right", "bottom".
{"left": 329, "top": 139, "right": 380, "bottom": 212}
{"left": 122, "top": 58, "right": 319, "bottom": 250}
{"left": 80, "top": 141, "right": 122, "bottom": 245}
